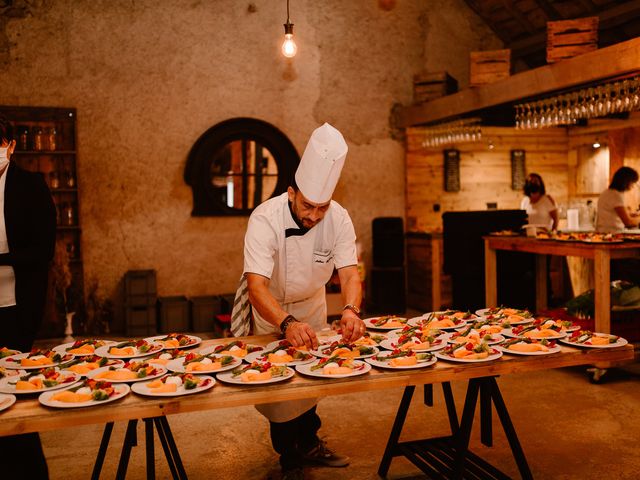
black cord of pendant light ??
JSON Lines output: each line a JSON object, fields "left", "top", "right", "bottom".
{"left": 283, "top": 0, "right": 294, "bottom": 36}
{"left": 282, "top": 0, "right": 296, "bottom": 57}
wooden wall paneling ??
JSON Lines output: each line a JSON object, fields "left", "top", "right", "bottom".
{"left": 574, "top": 146, "right": 609, "bottom": 196}
{"left": 619, "top": 127, "right": 640, "bottom": 211}
{"left": 406, "top": 127, "right": 570, "bottom": 232}
{"left": 567, "top": 148, "right": 578, "bottom": 198}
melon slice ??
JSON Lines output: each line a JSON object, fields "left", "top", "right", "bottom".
{"left": 186, "top": 361, "right": 221, "bottom": 372}
{"left": 51, "top": 391, "right": 93, "bottom": 403}
{"left": 68, "top": 345, "right": 95, "bottom": 355}
{"left": 241, "top": 371, "right": 272, "bottom": 382}
{"left": 508, "top": 343, "right": 547, "bottom": 352}
{"left": 96, "top": 370, "right": 137, "bottom": 380}
{"left": 109, "top": 347, "right": 136, "bottom": 356}
{"left": 332, "top": 348, "right": 358, "bottom": 359}
{"left": 219, "top": 349, "right": 247, "bottom": 358}
{"left": 322, "top": 366, "right": 352, "bottom": 375}
{"left": 21, "top": 357, "right": 52, "bottom": 367}
{"left": 68, "top": 362, "right": 99, "bottom": 374}
{"left": 16, "top": 380, "right": 41, "bottom": 390}
{"left": 148, "top": 383, "right": 178, "bottom": 393}
{"left": 390, "top": 356, "right": 417, "bottom": 367}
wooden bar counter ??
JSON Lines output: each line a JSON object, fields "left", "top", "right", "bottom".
{"left": 0, "top": 335, "right": 633, "bottom": 438}
{"left": 484, "top": 236, "right": 640, "bottom": 332}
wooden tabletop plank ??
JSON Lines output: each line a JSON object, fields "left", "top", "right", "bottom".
{"left": 0, "top": 335, "right": 633, "bottom": 437}
{"left": 484, "top": 236, "right": 640, "bottom": 259}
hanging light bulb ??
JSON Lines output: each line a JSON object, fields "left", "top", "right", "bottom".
{"left": 281, "top": 0, "right": 297, "bottom": 58}
{"left": 592, "top": 138, "right": 601, "bottom": 149}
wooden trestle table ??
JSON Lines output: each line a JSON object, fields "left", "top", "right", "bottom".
{"left": 483, "top": 236, "right": 640, "bottom": 333}
{"left": 0, "top": 335, "right": 634, "bottom": 479}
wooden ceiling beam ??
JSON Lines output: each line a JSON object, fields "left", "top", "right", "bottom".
{"left": 395, "top": 37, "right": 640, "bottom": 127}
{"left": 462, "top": 0, "right": 514, "bottom": 45}
{"left": 501, "top": 0, "right": 537, "bottom": 34}
{"left": 507, "top": 0, "right": 640, "bottom": 57}
{"left": 576, "top": 0, "right": 598, "bottom": 15}
{"left": 534, "top": 0, "right": 563, "bottom": 20}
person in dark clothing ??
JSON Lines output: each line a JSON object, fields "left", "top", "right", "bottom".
{"left": 0, "top": 116, "right": 56, "bottom": 479}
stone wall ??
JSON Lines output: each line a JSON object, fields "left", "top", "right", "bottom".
{"left": 0, "top": 0, "right": 499, "bottom": 325}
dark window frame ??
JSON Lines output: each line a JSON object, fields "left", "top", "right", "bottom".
{"left": 184, "top": 118, "right": 299, "bottom": 216}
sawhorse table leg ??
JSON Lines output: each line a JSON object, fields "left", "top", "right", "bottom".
{"left": 378, "top": 377, "right": 533, "bottom": 480}
{"left": 91, "top": 416, "right": 188, "bottom": 480}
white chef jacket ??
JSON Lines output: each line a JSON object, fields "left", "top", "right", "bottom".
{"left": 0, "top": 167, "right": 16, "bottom": 307}
{"left": 243, "top": 191, "right": 358, "bottom": 421}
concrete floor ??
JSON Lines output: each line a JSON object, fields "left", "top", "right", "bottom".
{"left": 39, "top": 362, "right": 640, "bottom": 479}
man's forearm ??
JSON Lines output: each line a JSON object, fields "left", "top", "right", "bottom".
{"left": 339, "top": 266, "right": 362, "bottom": 309}
{"left": 246, "top": 274, "right": 290, "bottom": 328}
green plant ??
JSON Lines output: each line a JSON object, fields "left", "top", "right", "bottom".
{"left": 565, "top": 280, "right": 640, "bottom": 318}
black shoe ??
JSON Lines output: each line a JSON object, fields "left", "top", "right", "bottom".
{"left": 282, "top": 467, "right": 304, "bottom": 480}
{"left": 302, "top": 440, "right": 349, "bottom": 467}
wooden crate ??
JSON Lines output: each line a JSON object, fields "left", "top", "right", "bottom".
{"left": 469, "top": 49, "right": 511, "bottom": 87}
{"left": 413, "top": 71, "right": 458, "bottom": 103}
{"left": 547, "top": 17, "right": 598, "bottom": 63}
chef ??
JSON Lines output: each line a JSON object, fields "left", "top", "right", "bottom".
{"left": 231, "top": 123, "right": 364, "bottom": 480}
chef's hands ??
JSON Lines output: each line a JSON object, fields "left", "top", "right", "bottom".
{"left": 340, "top": 309, "right": 366, "bottom": 343}
{"left": 286, "top": 322, "right": 319, "bottom": 350}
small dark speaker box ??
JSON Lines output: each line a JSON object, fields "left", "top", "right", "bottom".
{"left": 372, "top": 217, "right": 404, "bottom": 268}
{"left": 370, "top": 267, "right": 406, "bottom": 313}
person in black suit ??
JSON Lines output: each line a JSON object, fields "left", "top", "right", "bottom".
{"left": 0, "top": 116, "right": 56, "bottom": 479}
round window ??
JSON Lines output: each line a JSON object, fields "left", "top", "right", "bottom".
{"left": 185, "top": 118, "right": 299, "bottom": 216}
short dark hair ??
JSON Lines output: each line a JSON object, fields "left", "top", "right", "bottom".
{"left": 0, "top": 116, "right": 14, "bottom": 145}
{"left": 609, "top": 166, "right": 639, "bottom": 192}
{"left": 523, "top": 173, "right": 546, "bottom": 197}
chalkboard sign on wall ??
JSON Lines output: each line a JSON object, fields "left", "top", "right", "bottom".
{"left": 444, "top": 149, "right": 460, "bottom": 192}
{"left": 511, "top": 149, "right": 526, "bottom": 190}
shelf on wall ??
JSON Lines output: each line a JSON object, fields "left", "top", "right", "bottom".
{"left": 395, "top": 37, "right": 640, "bottom": 128}
{"left": 51, "top": 188, "right": 78, "bottom": 193}
{"left": 14, "top": 150, "right": 76, "bottom": 155}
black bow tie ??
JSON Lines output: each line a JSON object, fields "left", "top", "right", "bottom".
{"left": 285, "top": 227, "right": 309, "bottom": 238}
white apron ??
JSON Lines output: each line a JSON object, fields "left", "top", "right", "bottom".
{"left": 253, "top": 226, "right": 334, "bottom": 423}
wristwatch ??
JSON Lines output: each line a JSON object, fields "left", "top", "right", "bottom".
{"left": 342, "top": 304, "right": 361, "bottom": 316}
{"left": 280, "top": 315, "right": 299, "bottom": 334}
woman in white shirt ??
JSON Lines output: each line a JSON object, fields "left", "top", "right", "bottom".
{"left": 596, "top": 166, "right": 639, "bottom": 232}
{"left": 520, "top": 173, "right": 558, "bottom": 230}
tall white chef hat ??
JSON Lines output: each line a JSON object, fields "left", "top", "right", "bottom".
{"left": 295, "top": 123, "right": 348, "bottom": 204}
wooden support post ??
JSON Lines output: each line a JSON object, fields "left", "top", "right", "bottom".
{"left": 484, "top": 240, "right": 497, "bottom": 308}
{"left": 431, "top": 236, "right": 442, "bottom": 310}
{"left": 593, "top": 249, "right": 611, "bottom": 334}
{"left": 535, "top": 254, "right": 548, "bottom": 314}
